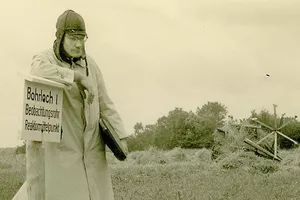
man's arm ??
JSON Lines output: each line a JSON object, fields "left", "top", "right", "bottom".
{"left": 91, "top": 59, "right": 128, "bottom": 140}
{"left": 31, "top": 51, "right": 94, "bottom": 100}
{"left": 31, "top": 51, "right": 75, "bottom": 85}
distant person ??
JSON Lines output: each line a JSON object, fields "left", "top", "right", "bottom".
{"left": 28, "top": 9, "right": 128, "bottom": 200}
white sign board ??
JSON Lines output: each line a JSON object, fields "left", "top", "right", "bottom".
{"left": 21, "top": 75, "right": 64, "bottom": 143}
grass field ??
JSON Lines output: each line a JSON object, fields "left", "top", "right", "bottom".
{"left": 1, "top": 147, "right": 300, "bottom": 200}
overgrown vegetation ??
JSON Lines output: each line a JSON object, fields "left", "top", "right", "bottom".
{"left": 128, "top": 102, "right": 228, "bottom": 151}
{"left": 2, "top": 146, "right": 300, "bottom": 200}
{"left": 4, "top": 102, "right": 300, "bottom": 199}
{"left": 128, "top": 102, "right": 300, "bottom": 153}
{"left": 0, "top": 151, "right": 25, "bottom": 200}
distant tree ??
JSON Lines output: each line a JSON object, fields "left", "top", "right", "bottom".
{"left": 133, "top": 122, "right": 144, "bottom": 136}
{"left": 153, "top": 108, "right": 189, "bottom": 149}
{"left": 127, "top": 135, "right": 141, "bottom": 152}
{"left": 179, "top": 112, "right": 215, "bottom": 148}
{"left": 250, "top": 109, "right": 274, "bottom": 128}
{"left": 127, "top": 123, "right": 156, "bottom": 152}
{"left": 15, "top": 141, "right": 26, "bottom": 154}
{"left": 196, "top": 101, "right": 228, "bottom": 127}
{"left": 128, "top": 103, "right": 228, "bottom": 151}
{"left": 153, "top": 107, "right": 216, "bottom": 149}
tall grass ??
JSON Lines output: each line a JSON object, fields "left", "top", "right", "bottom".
{"left": 109, "top": 147, "right": 300, "bottom": 200}
{"left": 1, "top": 145, "right": 300, "bottom": 200}
{"left": 0, "top": 153, "right": 25, "bottom": 200}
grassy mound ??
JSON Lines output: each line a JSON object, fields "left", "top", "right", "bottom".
{"left": 108, "top": 146, "right": 212, "bottom": 166}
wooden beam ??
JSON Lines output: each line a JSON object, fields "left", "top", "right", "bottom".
{"left": 244, "top": 138, "right": 281, "bottom": 161}
{"left": 256, "top": 131, "right": 275, "bottom": 145}
{"left": 276, "top": 131, "right": 298, "bottom": 144}
{"left": 26, "top": 141, "right": 45, "bottom": 200}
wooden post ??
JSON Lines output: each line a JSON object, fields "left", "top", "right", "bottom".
{"left": 273, "top": 104, "right": 278, "bottom": 129}
{"left": 273, "top": 104, "right": 278, "bottom": 158}
{"left": 26, "top": 141, "right": 45, "bottom": 200}
{"left": 12, "top": 73, "right": 65, "bottom": 200}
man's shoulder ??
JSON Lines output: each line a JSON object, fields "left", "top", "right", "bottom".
{"left": 39, "top": 48, "right": 55, "bottom": 56}
{"left": 86, "top": 55, "right": 102, "bottom": 72}
{"left": 33, "top": 48, "right": 56, "bottom": 58}
{"left": 86, "top": 54, "right": 97, "bottom": 66}
{"left": 31, "top": 49, "right": 64, "bottom": 67}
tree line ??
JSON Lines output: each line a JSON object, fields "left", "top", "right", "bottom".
{"left": 15, "top": 101, "right": 300, "bottom": 154}
{"left": 127, "top": 102, "right": 300, "bottom": 152}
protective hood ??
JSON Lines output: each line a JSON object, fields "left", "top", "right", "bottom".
{"left": 53, "top": 10, "right": 88, "bottom": 66}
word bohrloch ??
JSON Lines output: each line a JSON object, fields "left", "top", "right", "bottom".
{"left": 27, "top": 86, "right": 59, "bottom": 104}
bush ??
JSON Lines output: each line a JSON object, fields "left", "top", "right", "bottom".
{"left": 127, "top": 147, "right": 169, "bottom": 165}
{"left": 211, "top": 124, "right": 249, "bottom": 160}
{"left": 191, "top": 148, "right": 212, "bottom": 163}
{"left": 167, "top": 147, "right": 187, "bottom": 162}
{"left": 279, "top": 129, "right": 300, "bottom": 149}
{"left": 15, "top": 144, "right": 26, "bottom": 155}
{"left": 252, "top": 161, "right": 279, "bottom": 174}
{"left": 218, "top": 151, "right": 247, "bottom": 169}
{"left": 218, "top": 151, "right": 279, "bottom": 173}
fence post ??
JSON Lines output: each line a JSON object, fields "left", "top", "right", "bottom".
{"left": 26, "top": 141, "right": 45, "bottom": 200}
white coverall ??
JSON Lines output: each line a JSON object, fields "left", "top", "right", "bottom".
{"left": 27, "top": 48, "right": 127, "bottom": 200}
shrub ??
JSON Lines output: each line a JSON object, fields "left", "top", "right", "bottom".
{"left": 218, "top": 151, "right": 246, "bottom": 169}
{"left": 211, "top": 124, "right": 249, "bottom": 160}
{"left": 15, "top": 142, "right": 26, "bottom": 155}
{"left": 217, "top": 150, "right": 279, "bottom": 173}
{"left": 192, "top": 148, "right": 212, "bottom": 163}
{"left": 127, "top": 147, "right": 169, "bottom": 165}
{"left": 15, "top": 145, "right": 26, "bottom": 155}
{"left": 167, "top": 147, "right": 187, "bottom": 162}
{"left": 252, "top": 161, "right": 279, "bottom": 174}
{"left": 279, "top": 129, "right": 300, "bottom": 149}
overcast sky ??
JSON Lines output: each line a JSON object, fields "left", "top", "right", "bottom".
{"left": 1, "top": 0, "right": 300, "bottom": 147}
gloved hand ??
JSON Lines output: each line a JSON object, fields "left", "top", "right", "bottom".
{"left": 74, "top": 70, "right": 95, "bottom": 104}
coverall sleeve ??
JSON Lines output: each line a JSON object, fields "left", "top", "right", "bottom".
{"left": 30, "top": 51, "right": 74, "bottom": 85}
{"left": 92, "top": 59, "right": 128, "bottom": 139}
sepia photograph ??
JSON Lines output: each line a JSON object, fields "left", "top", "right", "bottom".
{"left": 1, "top": 0, "right": 300, "bottom": 199}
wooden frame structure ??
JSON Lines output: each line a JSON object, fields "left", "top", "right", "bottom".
{"left": 244, "top": 104, "right": 298, "bottom": 161}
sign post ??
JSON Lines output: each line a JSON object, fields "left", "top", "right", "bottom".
{"left": 21, "top": 75, "right": 64, "bottom": 143}
{"left": 13, "top": 73, "right": 66, "bottom": 200}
